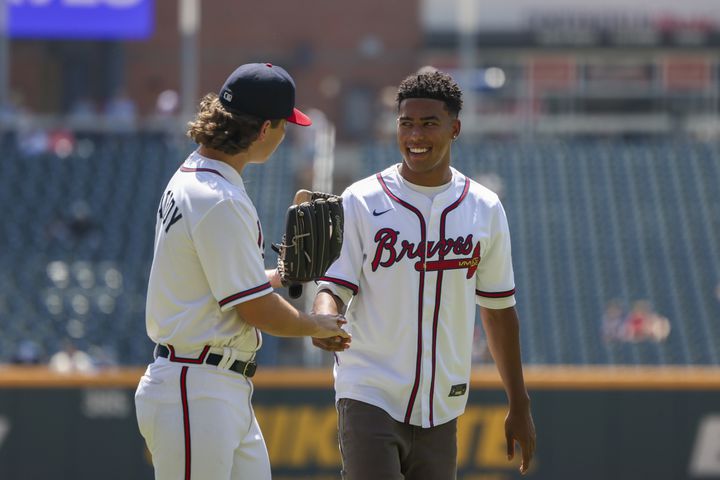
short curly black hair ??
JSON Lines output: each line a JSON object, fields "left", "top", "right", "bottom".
{"left": 396, "top": 69, "right": 463, "bottom": 117}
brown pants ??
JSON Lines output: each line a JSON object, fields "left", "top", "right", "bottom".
{"left": 337, "top": 398, "right": 457, "bottom": 480}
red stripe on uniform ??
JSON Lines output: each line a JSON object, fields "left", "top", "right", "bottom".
{"left": 168, "top": 345, "right": 210, "bottom": 364}
{"left": 180, "top": 166, "right": 226, "bottom": 179}
{"left": 180, "top": 366, "right": 192, "bottom": 480}
{"left": 317, "top": 276, "right": 359, "bottom": 295}
{"left": 376, "top": 173, "right": 427, "bottom": 424}
{"left": 219, "top": 283, "right": 272, "bottom": 307}
{"left": 476, "top": 288, "right": 516, "bottom": 298}
{"left": 429, "top": 269, "right": 443, "bottom": 426}
{"left": 429, "top": 177, "right": 469, "bottom": 426}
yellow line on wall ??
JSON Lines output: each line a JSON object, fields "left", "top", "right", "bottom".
{"left": 0, "top": 365, "right": 718, "bottom": 389}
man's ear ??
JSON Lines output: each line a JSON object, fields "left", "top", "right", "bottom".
{"left": 258, "top": 120, "right": 272, "bottom": 141}
{"left": 452, "top": 119, "right": 461, "bottom": 139}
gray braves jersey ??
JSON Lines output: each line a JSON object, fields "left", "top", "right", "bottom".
{"left": 318, "top": 164, "right": 516, "bottom": 428}
{"left": 145, "top": 151, "right": 272, "bottom": 359}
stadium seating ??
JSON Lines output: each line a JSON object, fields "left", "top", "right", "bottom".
{"left": 362, "top": 139, "right": 720, "bottom": 365}
{"left": 1, "top": 132, "right": 718, "bottom": 366}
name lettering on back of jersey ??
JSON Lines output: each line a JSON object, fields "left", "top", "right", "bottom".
{"left": 257, "top": 220, "right": 265, "bottom": 259}
{"left": 371, "top": 228, "right": 480, "bottom": 278}
{"left": 158, "top": 190, "right": 183, "bottom": 233}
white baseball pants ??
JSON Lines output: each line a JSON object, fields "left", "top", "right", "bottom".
{"left": 135, "top": 358, "right": 271, "bottom": 480}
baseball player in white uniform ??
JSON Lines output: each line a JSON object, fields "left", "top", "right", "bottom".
{"left": 134, "top": 63, "right": 349, "bottom": 480}
{"left": 312, "top": 69, "right": 536, "bottom": 479}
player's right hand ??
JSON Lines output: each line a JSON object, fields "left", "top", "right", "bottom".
{"left": 311, "top": 335, "right": 351, "bottom": 352}
{"left": 311, "top": 314, "right": 351, "bottom": 350}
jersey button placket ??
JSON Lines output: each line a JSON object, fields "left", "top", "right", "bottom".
{"left": 419, "top": 208, "right": 440, "bottom": 427}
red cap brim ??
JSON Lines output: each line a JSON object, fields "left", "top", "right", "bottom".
{"left": 287, "top": 108, "right": 312, "bottom": 126}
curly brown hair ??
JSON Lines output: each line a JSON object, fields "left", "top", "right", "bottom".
{"left": 186, "top": 93, "right": 280, "bottom": 155}
{"left": 396, "top": 69, "right": 463, "bottom": 118}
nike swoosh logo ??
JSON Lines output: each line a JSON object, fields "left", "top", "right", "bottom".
{"left": 373, "top": 208, "right": 392, "bottom": 216}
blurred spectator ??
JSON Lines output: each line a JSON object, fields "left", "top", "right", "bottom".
{"left": 17, "top": 128, "right": 49, "bottom": 157}
{"left": 68, "top": 96, "right": 98, "bottom": 123}
{"left": 0, "top": 91, "right": 27, "bottom": 124}
{"left": 623, "top": 300, "right": 652, "bottom": 342}
{"left": 6, "top": 95, "right": 53, "bottom": 156}
{"left": 602, "top": 298, "right": 671, "bottom": 343}
{"left": 67, "top": 200, "right": 100, "bottom": 245}
{"left": 87, "top": 344, "right": 119, "bottom": 369}
{"left": 154, "top": 89, "right": 179, "bottom": 117}
{"left": 104, "top": 89, "right": 137, "bottom": 129}
{"left": 46, "top": 200, "right": 101, "bottom": 250}
{"left": 49, "top": 339, "right": 95, "bottom": 373}
{"left": 46, "top": 208, "right": 73, "bottom": 248}
{"left": 602, "top": 298, "right": 626, "bottom": 342}
{"left": 48, "top": 128, "right": 76, "bottom": 158}
{"left": 11, "top": 339, "right": 43, "bottom": 365}
{"left": 622, "top": 300, "right": 671, "bottom": 343}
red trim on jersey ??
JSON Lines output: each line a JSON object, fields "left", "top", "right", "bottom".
{"left": 476, "top": 288, "right": 516, "bottom": 298}
{"left": 428, "top": 177, "right": 470, "bottom": 425}
{"left": 219, "top": 283, "right": 272, "bottom": 307}
{"left": 376, "top": 173, "right": 427, "bottom": 424}
{"left": 168, "top": 345, "right": 210, "bottom": 364}
{"left": 180, "top": 166, "right": 226, "bottom": 179}
{"left": 317, "top": 276, "right": 359, "bottom": 295}
{"left": 180, "top": 366, "right": 192, "bottom": 480}
{"left": 428, "top": 269, "right": 442, "bottom": 427}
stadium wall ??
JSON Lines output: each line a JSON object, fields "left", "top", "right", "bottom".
{"left": 0, "top": 367, "right": 718, "bottom": 479}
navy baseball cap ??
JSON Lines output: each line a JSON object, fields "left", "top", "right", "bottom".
{"left": 218, "top": 63, "right": 312, "bottom": 126}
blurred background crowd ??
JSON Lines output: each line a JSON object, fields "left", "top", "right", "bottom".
{"left": 1, "top": 0, "right": 719, "bottom": 370}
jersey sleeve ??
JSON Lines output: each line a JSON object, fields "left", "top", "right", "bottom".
{"left": 475, "top": 199, "right": 516, "bottom": 309}
{"left": 192, "top": 199, "right": 272, "bottom": 311}
{"left": 316, "top": 281, "right": 354, "bottom": 306}
{"left": 317, "top": 187, "right": 363, "bottom": 296}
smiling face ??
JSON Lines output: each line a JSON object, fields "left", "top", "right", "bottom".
{"left": 396, "top": 98, "right": 460, "bottom": 186}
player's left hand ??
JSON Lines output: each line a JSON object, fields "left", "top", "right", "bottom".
{"left": 311, "top": 335, "right": 351, "bottom": 352}
{"left": 266, "top": 268, "right": 283, "bottom": 289}
{"left": 505, "top": 404, "right": 536, "bottom": 475}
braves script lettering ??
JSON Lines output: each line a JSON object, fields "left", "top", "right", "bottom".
{"left": 371, "top": 228, "right": 480, "bottom": 278}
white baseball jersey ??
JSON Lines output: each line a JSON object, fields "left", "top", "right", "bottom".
{"left": 136, "top": 150, "right": 274, "bottom": 480}
{"left": 145, "top": 150, "right": 272, "bottom": 359}
{"left": 318, "top": 164, "right": 516, "bottom": 428}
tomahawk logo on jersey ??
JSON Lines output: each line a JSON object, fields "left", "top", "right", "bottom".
{"left": 318, "top": 164, "right": 516, "bottom": 428}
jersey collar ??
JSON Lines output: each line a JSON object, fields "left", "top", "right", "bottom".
{"left": 386, "top": 164, "right": 465, "bottom": 205}
{"left": 184, "top": 150, "right": 245, "bottom": 187}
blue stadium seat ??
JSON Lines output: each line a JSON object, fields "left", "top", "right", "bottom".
{"left": 1, "top": 133, "right": 719, "bottom": 366}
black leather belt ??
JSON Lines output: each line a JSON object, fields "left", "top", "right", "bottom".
{"left": 155, "top": 345, "right": 257, "bottom": 377}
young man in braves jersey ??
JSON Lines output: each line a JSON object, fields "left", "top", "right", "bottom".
{"left": 135, "top": 63, "right": 349, "bottom": 480}
{"left": 312, "top": 69, "right": 536, "bottom": 478}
